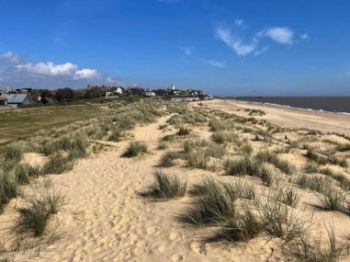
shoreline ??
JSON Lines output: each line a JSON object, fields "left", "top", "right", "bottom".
{"left": 230, "top": 98, "right": 350, "bottom": 116}
{"left": 201, "top": 99, "right": 350, "bottom": 136}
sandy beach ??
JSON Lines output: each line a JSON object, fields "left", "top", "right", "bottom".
{"left": 203, "top": 99, "right": 350, "bottom": 135}
{"left": 1, "top": 100, "right": 350, "bottom": 261}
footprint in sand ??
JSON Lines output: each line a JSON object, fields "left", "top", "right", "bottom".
{"left": 171, "top": 253, "right": 184, "bottom": 262}
{"left": 190, "top": 241, "right": 206, "bottom": 255}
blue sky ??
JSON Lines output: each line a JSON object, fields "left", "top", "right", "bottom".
{"left": 0, "top": 0, "right": 350, "bottom": 95}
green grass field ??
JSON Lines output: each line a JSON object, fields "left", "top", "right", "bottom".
{"left": 0, "top": 103, "right": 104, "bottom": 145}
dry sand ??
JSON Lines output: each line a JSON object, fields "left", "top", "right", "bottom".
{"left": 1, "top": 102, "right": 350, "bottom": 261}
{"left": 201, "top": 99, "right": 350, "bottom": 135}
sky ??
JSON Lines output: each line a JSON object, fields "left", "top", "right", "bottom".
{"left": 0, "top": 0, "right": 350, "bottom": 96}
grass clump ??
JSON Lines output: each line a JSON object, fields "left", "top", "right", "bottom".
{"left": 122, "top": 141, "right": 148, "bottom": 158}
{"left": 306, "top": 149, "right": 347, "bottom": 168}
{"left": 234, "top": 180, "right": 256, "bottom": 200}
{"left": 0, "top": 174, "right": 19, "bottom": 213}
{"left": 211, "top": 131, "right": 239, "bottom": 144}
{"left": 295, "top": 175, "right": 331, "bottom": 194}
{"left": 318, "top": 189, "right": 347, "bottom": 213}
{"left": 159, "top": 151, "right": 182, "bottom": 167}
{"left": 284, "top": 226, "right": 343, "bottom": 261}
{"left": 181, "top": 180, "right": 237, "bottom": 225}
{"left": 144, "top": 171, "right": 187, "bottom": 199}
{"left": 177, "top": 126, "right": 191, "bottom": 136}
{"left": 182, "top": 139, "right": 226, "bottom": 170}
{"left": 256, "top": 150, "right": 295, "bottom": 175}
{"left": 213, "top": 208, "right": 263, "bottom": 243}
{"left": 224, "top": 157, "right": 273, "bottom": 186}
{"left": 273, "top": 187, "right": 299, "bottom": 208}
{"left": 3, "top": 144, "right": 23, "bottom": 163}
{"left": 259, "top": 202, "right": 307, "bottom": 242}
{"left": 41, "top": 154, "right": 73, "bottom": 175}
{"left": 15, "top": 191, "right": 63, "bottom": 237}
{"left": 13, "top": 164, "right": 40, "bottom": 185}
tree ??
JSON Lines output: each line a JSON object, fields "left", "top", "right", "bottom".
{"left": 56, "top": 88, "right": 74, "bottom": 102}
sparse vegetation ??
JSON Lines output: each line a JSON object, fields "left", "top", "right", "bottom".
{"left": 256, "top": 150, "right": 295, "bottom": 175}
{"left": 224, "top": 157, "right": 272, "bottom": 186}
{"left": 272, "top": 187, "right": 299, "bottom": 208}
{"left": 181, "top": 180, "right": 237, "bottom": 225}
{"left": 15, "top": 191, "right": 63, "bottom": 237}
{"left": 259, "top": 202, "right": 307, "bottom": 242}
{"left": 177, "top": 126, "right": 191, "bottom": 136}
{"left": 0, "top": 174, "right": 19, "bottom": 213}
{"left": 143, "top": 171, "right": 187, "bottom": 199}
{"left": 122, "top": 141, "right": 148, "bottom": 157}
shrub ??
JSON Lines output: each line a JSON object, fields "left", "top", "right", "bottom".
{"left": 0, "top": 173, "right": 19, "bottom": 213}
{"left": 144, "top": 171, "right": 187, "bottom": 199}
{"left": 181, "top": 180, "right": 237, "bottom": 225}
{"left": 15, "top": 191, "right": 63, "bottom": 237}
{"left": 224, "top": 157, "right": 273, "bottom": 186}
{"left": 122, "top": 141, "right": 148, "bottom": 157}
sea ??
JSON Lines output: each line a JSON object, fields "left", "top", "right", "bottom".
{"left": 235, "top": 97, "right": 350, "bottom": 115}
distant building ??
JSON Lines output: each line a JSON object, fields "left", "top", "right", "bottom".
{"left": 0, "top": 95, "right": 7, "bottom": 106}
{"left": 4, "top": 94, "right": 32, "bottom": 105}
{"left": 144, "top": 90, "right": 156, "bottom": 97}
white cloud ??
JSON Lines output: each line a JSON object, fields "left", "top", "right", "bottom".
{"left": 0, "top": 51, "right": 117, "bottom": 87}
{"left": 181, "top": 46, "right": 193, "bottom": 56}
{"left": 74, "top": 68, "right": 99, "bottom": 79}
{"left": 216, "top": 28, "right": 258, "bottom": 56}
{"left": 264, "top": 27, "right": 294, "bottom": 45}
{"left": 0, "top": 51, "right": 21, "bottom": 63}
{"left": 17, "top": 62, "right": 77, "bottom": 76}
{"left": 202, "top": 59, "right": 226, "bottom": 68}
{"left": 254, "top": 46, "right": 269, "bottom": 56}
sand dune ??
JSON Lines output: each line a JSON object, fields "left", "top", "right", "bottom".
{"left": 1, "top": 101, "right": 350, "bottom": 261}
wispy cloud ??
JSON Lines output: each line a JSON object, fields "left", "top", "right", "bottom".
{"left": 216, "top": 28, "right": 258, "bottom": 56}
{"left": 216, "top": 21, "right": 303, "bottom": 57}
{"left": 202, "top": 59, "right": 226, "bottom": 68}
{"left": 254, "top": 46, "right": 269, "bottom": 56}
{"left": 0, "top": 51, "right": 118, "bottom": 87}
{"left": 263, "top": 27, "right": 294, "bottom": 45}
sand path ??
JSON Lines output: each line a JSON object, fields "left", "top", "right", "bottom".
{"left": 8, "top": 116, "right": 254, "bottom": 262}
